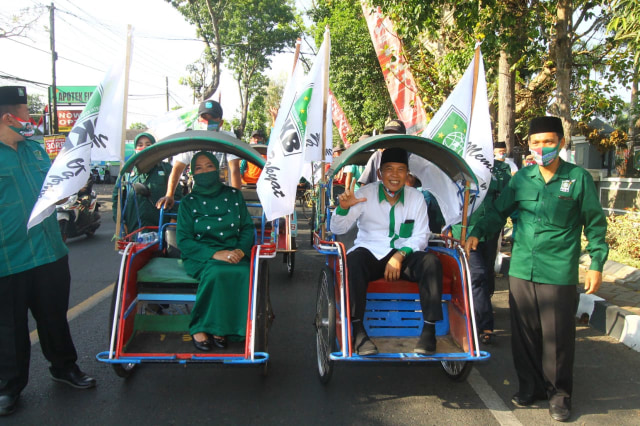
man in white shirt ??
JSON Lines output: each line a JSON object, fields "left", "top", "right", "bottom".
{"left": 156, "top": 100, "right": 242, "bottom": 210}
{"left": 331, "top": 148, "right": 443, "bottom": 356}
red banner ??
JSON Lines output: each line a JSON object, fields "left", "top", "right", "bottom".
{"left": 43, "top": 135, "right": 66, "bottom": 160}
{"left": 57, "top": 109, "right": 82, "bottom": 132}
{"left": 329, "top": 90, "right": 352, "bottom": 146}
{"left": 361, "top": 3, "right": 427, "bottom": 135}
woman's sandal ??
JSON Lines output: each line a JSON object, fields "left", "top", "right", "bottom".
{"left": 480, "top": 332, "right": 495, "bottom": 345}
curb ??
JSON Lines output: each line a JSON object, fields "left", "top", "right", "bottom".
{"left": 577, "top": 293, "right": 640, "bottom": 352}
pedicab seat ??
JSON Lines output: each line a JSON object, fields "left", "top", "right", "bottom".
{"left": 364, "top": 276, "right": 453, "bottom": 338}
{"left": 136, "top": 257, "right": 199, "bottom": 294}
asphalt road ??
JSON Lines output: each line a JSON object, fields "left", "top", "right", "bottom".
{"left": 7, "top": 185, "right": 640, "bottom": 425}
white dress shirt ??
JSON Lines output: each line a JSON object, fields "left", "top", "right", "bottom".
{"left": 330, "top": 181, "right": 430, "bottom": 259}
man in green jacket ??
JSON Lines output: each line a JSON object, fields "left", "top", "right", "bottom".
{"left": 0, "top": 86, "right": 95, "bottom": 417}
{"left": 465, "top": 116, "right": 608, "bottom": 422}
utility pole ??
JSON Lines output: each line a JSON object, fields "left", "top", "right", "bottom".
{"left": 165, "top": 76, "right": 169, "bottom": 111}
{"left": 49, "top": 3, "right": 59, "bottom": 134}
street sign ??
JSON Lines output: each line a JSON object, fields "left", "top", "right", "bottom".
{"left": 54, "top": 86, "right": 96, "bottom": 104}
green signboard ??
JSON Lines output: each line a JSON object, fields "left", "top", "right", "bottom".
{"left": 53, "top": 86, "right": 97, "bottom": 104}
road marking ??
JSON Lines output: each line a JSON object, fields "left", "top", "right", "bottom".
{"left": 30, "top": 283, "right": 115, "bottom": 346}
{"left": 468, "top": 368, "right": 523, "bottom": 426}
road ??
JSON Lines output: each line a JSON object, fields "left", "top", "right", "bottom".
{"left": 6, "top": 184, "right": 640, "bottom": 425}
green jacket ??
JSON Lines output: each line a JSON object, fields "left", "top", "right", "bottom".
{"left": 0, "top": 138, "right": 68, "bottom": 277}
{"left": 112, "top": 162, "right": 178, "bottom": 232}
{"left": 470, "top": 160, "right": 608, "bottom": 285}
{"left": 453, "top": 160, "right": 512, "bottom": 241}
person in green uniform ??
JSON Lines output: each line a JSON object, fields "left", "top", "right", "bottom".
{"left": 0, "top": 86, "right": 95, "bottom": 417}
{"left": 177, "top": 151, "right": 254, "bottom": 351}
{"left": 465, "top": 116, "right": 608, "bottom": 423}
{"left": 453, "top": 141, "right": 512, "bottom": 344}
{"left": 112, "top": 132, "right": 178, "bottom": 234}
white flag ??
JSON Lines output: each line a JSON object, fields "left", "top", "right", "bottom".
{"left": 412, "top": 47, "right": 493, "bottom": 228}
{"left": 257, "top": 29, "right": 331, "bottom": 221}
{"left": 28, "top": 53, "right": 129, "bottom": 229}
{"left": 303, "top": 31, "right": 330, "bottom": 162}
{"left": 146, "top": 104, "right": 200, "bottom": 140}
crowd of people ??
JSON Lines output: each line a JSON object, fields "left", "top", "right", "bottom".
{"left": 1, "top": 85, "right": 608, "bottom": 423}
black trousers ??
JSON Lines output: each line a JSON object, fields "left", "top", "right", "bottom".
{"left": 0, "top": 256, "right": 78, "bottom": 397}
{"left": 509, "top": 277, "right": 578, "bottom": 406}
{"left": 468, "top": 233, "right": 500, "bottom": 332}
{"left": 347, "top": 247, "right": 443, "bottom": 322}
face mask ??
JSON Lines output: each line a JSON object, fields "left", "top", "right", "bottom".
{"left": 193, "top": 170, "right": 221, "bottom": 188}
{"left": 9, "top": 114, "right": 35, "bottom": 138}
{"left": 207, "top": 120, "right": 220, "bottom": 131}
{"left": 531, "top": 142, "right": 561, "bottom": 167}
{"left": 494, "top": 152, "right": 505, "bottom": 161}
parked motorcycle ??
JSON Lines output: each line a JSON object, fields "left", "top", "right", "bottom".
{"left": 56, "top": 180, "right": 101, "bottom": 242}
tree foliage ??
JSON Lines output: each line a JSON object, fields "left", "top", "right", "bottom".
{"left": 0, "top": 6, "right": 45, "bottom": 39}
{"left": 27, "top": 93, "right": 45, "bottom": 115}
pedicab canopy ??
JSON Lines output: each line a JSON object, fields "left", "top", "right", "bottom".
{"left": 119, "top": 130, "right": 266, "bottom": 176}
{"left": 327, "top": 134, "right": 478, "bottom": 230}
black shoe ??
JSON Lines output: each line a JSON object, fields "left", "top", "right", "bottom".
{"left": 549, "top": 403, "right": 571, "bottom": 422}
{"left": 414, "top": 323, "right": 437, "bottom": 355}
{"left": 192, "top": 335, "right": 213, "bottom": 351}
{"left": 50, "top": 365, "right": 96, "bottom": 389}
{"left": 352, "top": 321, "right": 378, "bottom": 356}
{"left": 511, "top": 392, "right": 546, "bottom": 407}
{"left": 0, "top": 394, "right": 19, "bottom": 417}
{"left": 212, "top": 336, "right": 227, "bottom": 349}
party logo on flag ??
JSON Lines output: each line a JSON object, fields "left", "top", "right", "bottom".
{"left": 425, "top": 106, "right": 468, "bottom": 156}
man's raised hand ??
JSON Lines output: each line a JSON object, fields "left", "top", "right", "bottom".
{"left": 337, "top": 179, "right": 367, "bottom": 210}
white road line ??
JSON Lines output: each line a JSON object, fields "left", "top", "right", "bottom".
{"left": 30, "top": 283, "right": 115, "bottom": 346}
{"left": 468, "top": 368, "right": 523, "bottom": 426}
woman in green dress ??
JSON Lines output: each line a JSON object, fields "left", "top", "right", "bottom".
{"left": 177, "top": 151, "right": 254, "bottom": 351}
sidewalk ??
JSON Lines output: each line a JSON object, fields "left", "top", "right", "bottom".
{"left": 577, "top": 255, "right": 640, "bottom": 352}
{"left": 498, "top": 238, "right": 640, "bottom": 353}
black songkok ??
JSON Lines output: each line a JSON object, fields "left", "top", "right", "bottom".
{"left": 380, "top": 147, "right": 408, "bottom": 166}
{"left": 529, "top": 116, "right": 564, "bottom": 138}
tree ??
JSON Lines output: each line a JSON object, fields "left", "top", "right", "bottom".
{"left": 27, "top": 93, "right": 45, "bottom": 115}
{"left": 224, "top": 0, "right": 299, "bottom": 136}
{"left": 310, "top": 0, "right": 395, "bottom": 143}
{"left": 0, "top": 6, "right": 45, "bottom": 39}
{"left": 167, "top": 0, "right": 230, "bottom": 99}
{"left": 129, "top": 122, "right": 148, "bottom": 130}
{"left": 608, "top": 0, "right": 640, "bottom": 175}
{"left": 179, "top": 55, "right": 211, "bottom": 103}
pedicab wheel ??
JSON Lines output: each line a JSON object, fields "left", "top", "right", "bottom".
{"left": 107, "top": 284, "right": 136, "bottom": 378}
{"left": 255, "top": 260, "right": 270, "bottom": 376}
{"left": 315, "top": 266, "right": 336, "bottom": 384}
{"left": 440, "top": 360, "right": 472, "bottom": 382}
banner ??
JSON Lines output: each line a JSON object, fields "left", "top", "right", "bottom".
{"left": 412, "top": 47, "right": 494, "bottom": 228}
{"left": 329, "top": 89, "right": 351, "bottom": 146}
{"left": 145, "top": 104, "right": 200, "bottom": 140}
{"left": 43, "top": 135, "right": 66, "bottom": 160}
{"left": 361, "top": 2, "right": 427, "bottom": 135}
{"left": 258, "top": 29, "right": 331, "bottom": 220}
{"left": 28, "top": 50, "right": 130, "bottom": 229}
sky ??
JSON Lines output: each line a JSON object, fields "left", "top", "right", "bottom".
{"left": 0, "top": 0, "right": 315, "bottom": 127}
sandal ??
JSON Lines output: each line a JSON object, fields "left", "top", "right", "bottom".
{"left": 480, "top": 332, "right": 495, "bottom": 345}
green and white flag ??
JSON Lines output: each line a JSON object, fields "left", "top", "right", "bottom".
{"left": 146, "top": 105, "right": 200, "bottom": 140}
{"left": 414, "top": 47, "right": 493, "bottom": 228}
{"left": 28, "top": 52, "right": 130, "bottom": 229}
{"left": 258, "top": 29, "right": 331, "bottom": 221}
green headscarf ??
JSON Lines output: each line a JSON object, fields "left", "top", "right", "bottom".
{"left": 190, "top": 151, "right": 223, "bottom": 196}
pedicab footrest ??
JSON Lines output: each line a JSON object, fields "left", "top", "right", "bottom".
{"left": 364, "top": 279, "right": 451, "bottom": 338}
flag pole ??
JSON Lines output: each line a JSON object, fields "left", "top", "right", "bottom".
{"left": 319, "top": 28, "right": 330, "bottom": 241}
{"left": 115, "top": 25, "right": 134, "bottom": 250}
{"left": 460, "top": 43, "right": 481, "bottom": 244}
{"left": 292, "top": 39, "right": 301, "bottom": 75}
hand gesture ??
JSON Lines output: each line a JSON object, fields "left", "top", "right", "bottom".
{"left": 337, "top": 179, "right": 367, "bottom": 210}
{"left": 214, "top": 249, "right": 245, "bottom": 264}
